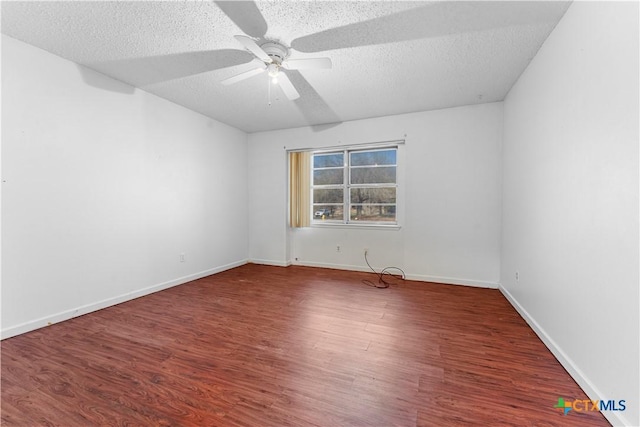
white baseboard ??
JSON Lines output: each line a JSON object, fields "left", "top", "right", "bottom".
{"left": 1, "top": 259, "right": 248, "bottom": 340}
{"left": 290, "top": 260, "right": 498, "bottom": 289}
{"left": 249, "top": 258, "right": 291, "bottom": 267}
{"left": 405, "top": 273, "right": 499, "bottom": 289}
{"left": 290, "top": 259, "right": 372, "bottom": 273}
{"left": 499, "top": 285, "right": 631, "bottom": 427}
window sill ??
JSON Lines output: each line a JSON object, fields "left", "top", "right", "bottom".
{"left": 310, "top": 222, "right": 401, "bottom": 230}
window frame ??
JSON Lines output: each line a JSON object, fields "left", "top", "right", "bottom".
{"left": 311, "top": 143, "right": 400, "bottom": 227}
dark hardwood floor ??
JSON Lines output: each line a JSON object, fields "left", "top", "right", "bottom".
{"left": 2, "top": 264, "right": 609, "bottom": 426}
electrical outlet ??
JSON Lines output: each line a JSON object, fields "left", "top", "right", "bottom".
{"left": 336, "top": 245, "right": 341, "bottom": 253}
{"left": 180, "top": 253, "right": 185, "bottom": 262}
{"left": 364, "top": 247, "right": 369, "bottom": 255}
{"left": 515, "top": 271, "right": 519, "bottom": 281}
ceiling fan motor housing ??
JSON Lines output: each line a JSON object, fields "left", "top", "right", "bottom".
{"left": 260, "top": 41, "right": 289, "bottom": 64}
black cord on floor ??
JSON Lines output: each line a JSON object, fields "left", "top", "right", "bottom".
{"left": 362, "top": 251, "right": 406, "bottom": 288}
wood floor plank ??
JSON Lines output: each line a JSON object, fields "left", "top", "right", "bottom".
{"left": 1, "top": 264, "right": 610, "bottom": 426}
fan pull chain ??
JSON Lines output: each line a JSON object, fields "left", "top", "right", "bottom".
{"left": 268, "top": 75, "right": 272, "bottom": 106}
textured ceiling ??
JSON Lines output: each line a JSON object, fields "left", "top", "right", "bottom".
{"left": 1, "top": 1, "right": 571, "bottom": 133}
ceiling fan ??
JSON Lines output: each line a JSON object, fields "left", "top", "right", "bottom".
{"left": 221, "top": 35, "right": 332, "bottom": 101}
{"left": 212, "top": 0, "right": 566, "bottom": 107}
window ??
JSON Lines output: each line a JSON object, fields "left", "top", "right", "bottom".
{"left": 312, "top": 146, "right": 398, "bottom": 225}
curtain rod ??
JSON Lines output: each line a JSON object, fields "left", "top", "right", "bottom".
{"left": 284, "top": 138, "right": 405, "bottom": 153}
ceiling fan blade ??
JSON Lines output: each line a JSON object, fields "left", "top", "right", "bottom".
{"left": 291, "top": 2, "right": 571, "bottom": 53}
{"left": 282, "top": 57, "right": 332, "bottom": 70}
{"left": 286, "top": 70, "right": 342, "bottom": 129}
{"left": 221, "top": 65, "right": 266, "bottom": 85}
{"left": 90, "top": 49, "right": 254, "bottom": 87}
{"left": 214, "top": 1, "right": 267, "bottom": 39}
{"left": 234, "top": 35, "right": 272, "bottom": 63}
{"left": 276, "top": 72, "right": 300, "bottom": 101}
{"left": 290, "top": 5, "right": 429, "bottom": 53}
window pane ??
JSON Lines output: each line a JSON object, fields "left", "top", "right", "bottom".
{"left": 313, "top": 188, "right": 343, "bottom": 204}
{"left": 350, "top": 149, "right": 396, "bottom": 166}
{"left": 350, "top": 166, "right": 396, "bottom": 184}
{"left": 314, "top": 153, "right": 344, "bottom": 168}
{"left": 309, "top": 145, "right": 398, "bottom": 225}
{"left": 350, "top": 187, "right": 396, "bottom": 204}
{"left": 350, "top": 205, "right": 396, "bottom": 222}
{"left": 313, "top": 169, "right": 343, "bottom": 185}
{"left": 313, "top": 205, "right": 343, "bottom": 219}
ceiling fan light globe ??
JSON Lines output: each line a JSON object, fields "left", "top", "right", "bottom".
{"left": 267, "top": 63, "right": 279, "bottom": 78}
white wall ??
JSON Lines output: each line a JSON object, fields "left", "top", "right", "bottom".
{"left": 248, "top": 103, "right": 503, "bottom": 288}
{"left": 1, "top": 35, "right": 249, "bottom": 338}
{"left": 501, "top": 2, "right": 639, "bottom": 426}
